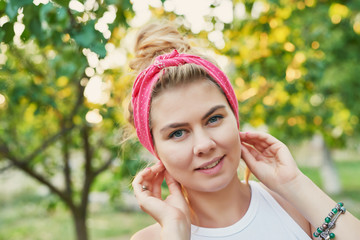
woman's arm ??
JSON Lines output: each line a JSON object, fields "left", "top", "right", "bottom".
{"left": 132, "top": 161, "right": 191, "bottom": 240}
{"left": 131, "top": 223, "right": 161, "bottom": 240}
{"left": 276, "top": 172, "right": 360, "bottom": 239}
{"left": 240, "top": 131, "right": 360, "bottom": 239}
{"left": 131, "top": 222, "right": 190, "bottom": 240}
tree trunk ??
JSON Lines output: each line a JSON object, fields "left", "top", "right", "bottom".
{"left": 71, "top": 209, "right": 89, "bottom": 240}
{"left": 317, "top": 134, "right": 342, "bottom": 194}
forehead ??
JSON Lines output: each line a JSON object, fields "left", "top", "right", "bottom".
{"left": 150, "top": 79, "right": 229, "bottom": 127}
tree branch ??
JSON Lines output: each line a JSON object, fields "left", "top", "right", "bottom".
{"left": 67, "top": 8, "right": 78, "bottom": 31}
{"left": 1, "top": 143, "right": 74, "bottom": 208}
{"left": 68, "top": 80, "right": 85, "bottom": 122}
{"left": 0, "top": 143, "right": 8, "bottom": 156}
{"left": 21, "top": 76, "right": 84, "bottom": 163}
{"left": 93, "top": 153, "right": 117, "bottom": 177}
{"left": 9, "top": 45, "right": 46, "bottom": 78}
{"left": 24, "top": 125, "right": 76, "bottom": 163}
{"left": 80, "top": 126, "right": 93, "bottom": 214}
{"left": 62, "top": 123, "right": 73, "bottom": 198}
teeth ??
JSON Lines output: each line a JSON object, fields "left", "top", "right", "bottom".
{"left": 199, "top": 159, "right": 221, "bottom": 170}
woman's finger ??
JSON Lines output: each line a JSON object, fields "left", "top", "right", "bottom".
{"left": 241, "top": 143, "right": 265, "bottom": 170}
{"left": 133, "top": 167, "right": 160, "bottom": 195}
{"left": 150, "top": 160, "right": 166, "bottom": 173}
{"left": 133, "top": 161, "right": 165, "bottom": 188}
{"left": 239, "top": 132, "right": 268, "bottom": 152}
{"left": 148, "top": 162, "right": 166, "bottom": 198}
{"left": 164, "top": 171, "right": 182, "bottom": 195}
{"left": 240, "top": 131, "right": 281, "bottom": 147}
{"left": 132, "top": 167, "right": 151, "bottom": 192}
{"left": 241, "top": 144, "right": 255, "bottom": 162}
{"left": 152, "top": 169, "right": 165, "bottom": 199}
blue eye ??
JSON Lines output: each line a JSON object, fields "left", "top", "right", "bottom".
{"left": 208, "top": 115, "right": 223, "bottom": 124}
{"left": 169, "top": 130, "right": 185, "bottom": 139}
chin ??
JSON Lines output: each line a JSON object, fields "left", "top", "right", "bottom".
{"left": 189, "top": 175, "right": 238, "bottom": 193}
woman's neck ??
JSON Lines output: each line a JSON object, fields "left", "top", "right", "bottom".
{"left": 186, "top": 175, "right": 251, "bottom": 228}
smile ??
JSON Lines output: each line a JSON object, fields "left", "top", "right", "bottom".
{"left": 198, "top": 158, "right": 222, "bottom": 170}
{"left": 195, "top": 155, "right": 225, "bottom": 171}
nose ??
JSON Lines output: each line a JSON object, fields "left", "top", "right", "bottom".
{"left": 193, "top": 129, "right": 216, "bottom": 156}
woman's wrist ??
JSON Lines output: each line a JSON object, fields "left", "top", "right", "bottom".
{"left": 273, "top": 170, "right": 308, "bottom": 197}
{"left": 272, "top": 171, "right": 337, "bottom": 225}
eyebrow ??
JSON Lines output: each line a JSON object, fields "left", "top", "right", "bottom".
{"left": 159, "top": 105, "right": 226, "bottom": 133}
{"left": 201, "top": 105, "right": 226, "bottom": 121}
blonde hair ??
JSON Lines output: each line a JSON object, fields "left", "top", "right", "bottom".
{"left": 130, "top": 23, "right": 192, "bottom": 72}
{"left": 128, "top": 23, "right": 221, "bottom": 126}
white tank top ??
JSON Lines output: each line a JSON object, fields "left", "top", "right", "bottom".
{"left": 190, "top": 181, "right": 311, "bottom": 240}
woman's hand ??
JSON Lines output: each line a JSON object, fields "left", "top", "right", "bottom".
{"left": 239, "top": 131, "right": 302, "bottom": 193}
{"left": 132, "top": 161, "right": 191, "bottom": 239}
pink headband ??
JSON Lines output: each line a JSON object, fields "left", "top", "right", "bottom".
{"left": 131, "top": 49, "right": 239, "bottom": 157}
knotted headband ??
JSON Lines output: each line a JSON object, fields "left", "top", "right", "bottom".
{"left": 131, "top": 49, "right": 239, "bottom": 157}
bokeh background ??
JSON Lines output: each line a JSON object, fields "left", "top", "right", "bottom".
{"left": 0, "top": 0, "right": 359, "bottom": 239}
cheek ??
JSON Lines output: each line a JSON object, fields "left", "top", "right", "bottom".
{"left": 157, "top": 142, "right": 193, "bottom": 169}
{"left": 216, "top": 119, "right": 240, "bottom": 145}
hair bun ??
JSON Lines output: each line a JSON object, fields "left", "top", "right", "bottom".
{"left": 130, "top": 23, "right": 191, "bottom": 72}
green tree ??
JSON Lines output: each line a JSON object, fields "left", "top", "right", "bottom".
{"left": 0, "top": 1, "right": 143, "bottom": 240}
{"left": 221, "top": 0, "right": 360, "bottom": 192}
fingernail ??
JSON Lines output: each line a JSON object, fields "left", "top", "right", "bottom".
{"left": 146, "top": 167, "right": 151, "bottom": 171}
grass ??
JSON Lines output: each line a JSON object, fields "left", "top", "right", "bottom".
{"left": 300, "top": 160, "right": 360, "bottom": 218}
{"left": 0, "top": 189, "right": 154, "bottom": 240}
{"left": 0, "top": 160, "right": 359, "bottom": 239}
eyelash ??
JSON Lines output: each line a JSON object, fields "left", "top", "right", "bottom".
{"left": 207, "top": 115, "right": 224, "bottom": 125}
{"left": 168, "top": 115, "right": 224, "bottom": 139}
{"left": 169, "top": 130, "right": 186, "bottom": 139}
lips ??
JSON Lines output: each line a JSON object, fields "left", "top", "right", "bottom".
{"left": 195, "top": 155, "right": 225, "bottom": 170}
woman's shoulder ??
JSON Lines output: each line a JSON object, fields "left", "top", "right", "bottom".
{"left": 130, "top": 223, "right": 161, "bottom": 240}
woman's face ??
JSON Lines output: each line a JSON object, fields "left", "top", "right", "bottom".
{"left": 151, "top": 79, "right": 241, "bottom": 193}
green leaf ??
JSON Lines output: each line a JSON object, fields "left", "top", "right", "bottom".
{"left": 52, "top": 0, "right": 70, "bottom": 7}
{"left": 0, "top": 1, "right": 6, "bottom": 11}
{"left": 20, "top": 28, "right": 31, "bottom": 42}
{"left": 39, "top": 3, "right": 54, "bottom": 25}
{"left": 90, "top": 42, "right": 106, "bottom": 58}
{"left": 56, "top": 6, "right": 67, "bottom": 21}
{"left": 29, "top": 17, "right": 43, "bottom": 41}
{"left": 72, "top": 21, "right": 96, "bottom": 48}
{"left": 0, "top": 29, "right": 4, "bottom": 42}
{"left": 5, "top": 1, "right": 18, "bottom": 20}
{"left": 2, "top": 22, "right": 14, "bottom": 43}
{"left": 5, "top": 0, "right": 32, "bottom": 21}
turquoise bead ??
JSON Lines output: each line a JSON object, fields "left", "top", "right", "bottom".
{"left": 338, "top": 202, "right": 344, "bottom": 207}
{"left": 317, "top": 227, "right": 323, "bottom": 233}
{"left": 325, "top": 217, "right": 331, "bottom": 223}
{"left": 332, "top": 208, "right": 338, "bottom": 214}
{"left": 330, "top": 232, "right": 335, "bottom": 238}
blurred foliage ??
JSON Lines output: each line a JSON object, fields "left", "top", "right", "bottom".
{"left": 0, "top": 0, "right": 141, "bottom": 198}
{"left": 0, "top": 0, "right": 140, "bottom": 239}
{"left": 1, "top": 0, "right": 360, "bottom": 239}
{"left": 222, "top": 0, "right": 360, "bottom": 147}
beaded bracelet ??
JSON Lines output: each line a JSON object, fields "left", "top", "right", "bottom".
{"left": 313, "top": 202, "right": 346, "bottom": 239}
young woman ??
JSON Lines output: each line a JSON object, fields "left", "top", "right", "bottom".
{"left": 129, "top": 23, "right": 360, "bottom": 240}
